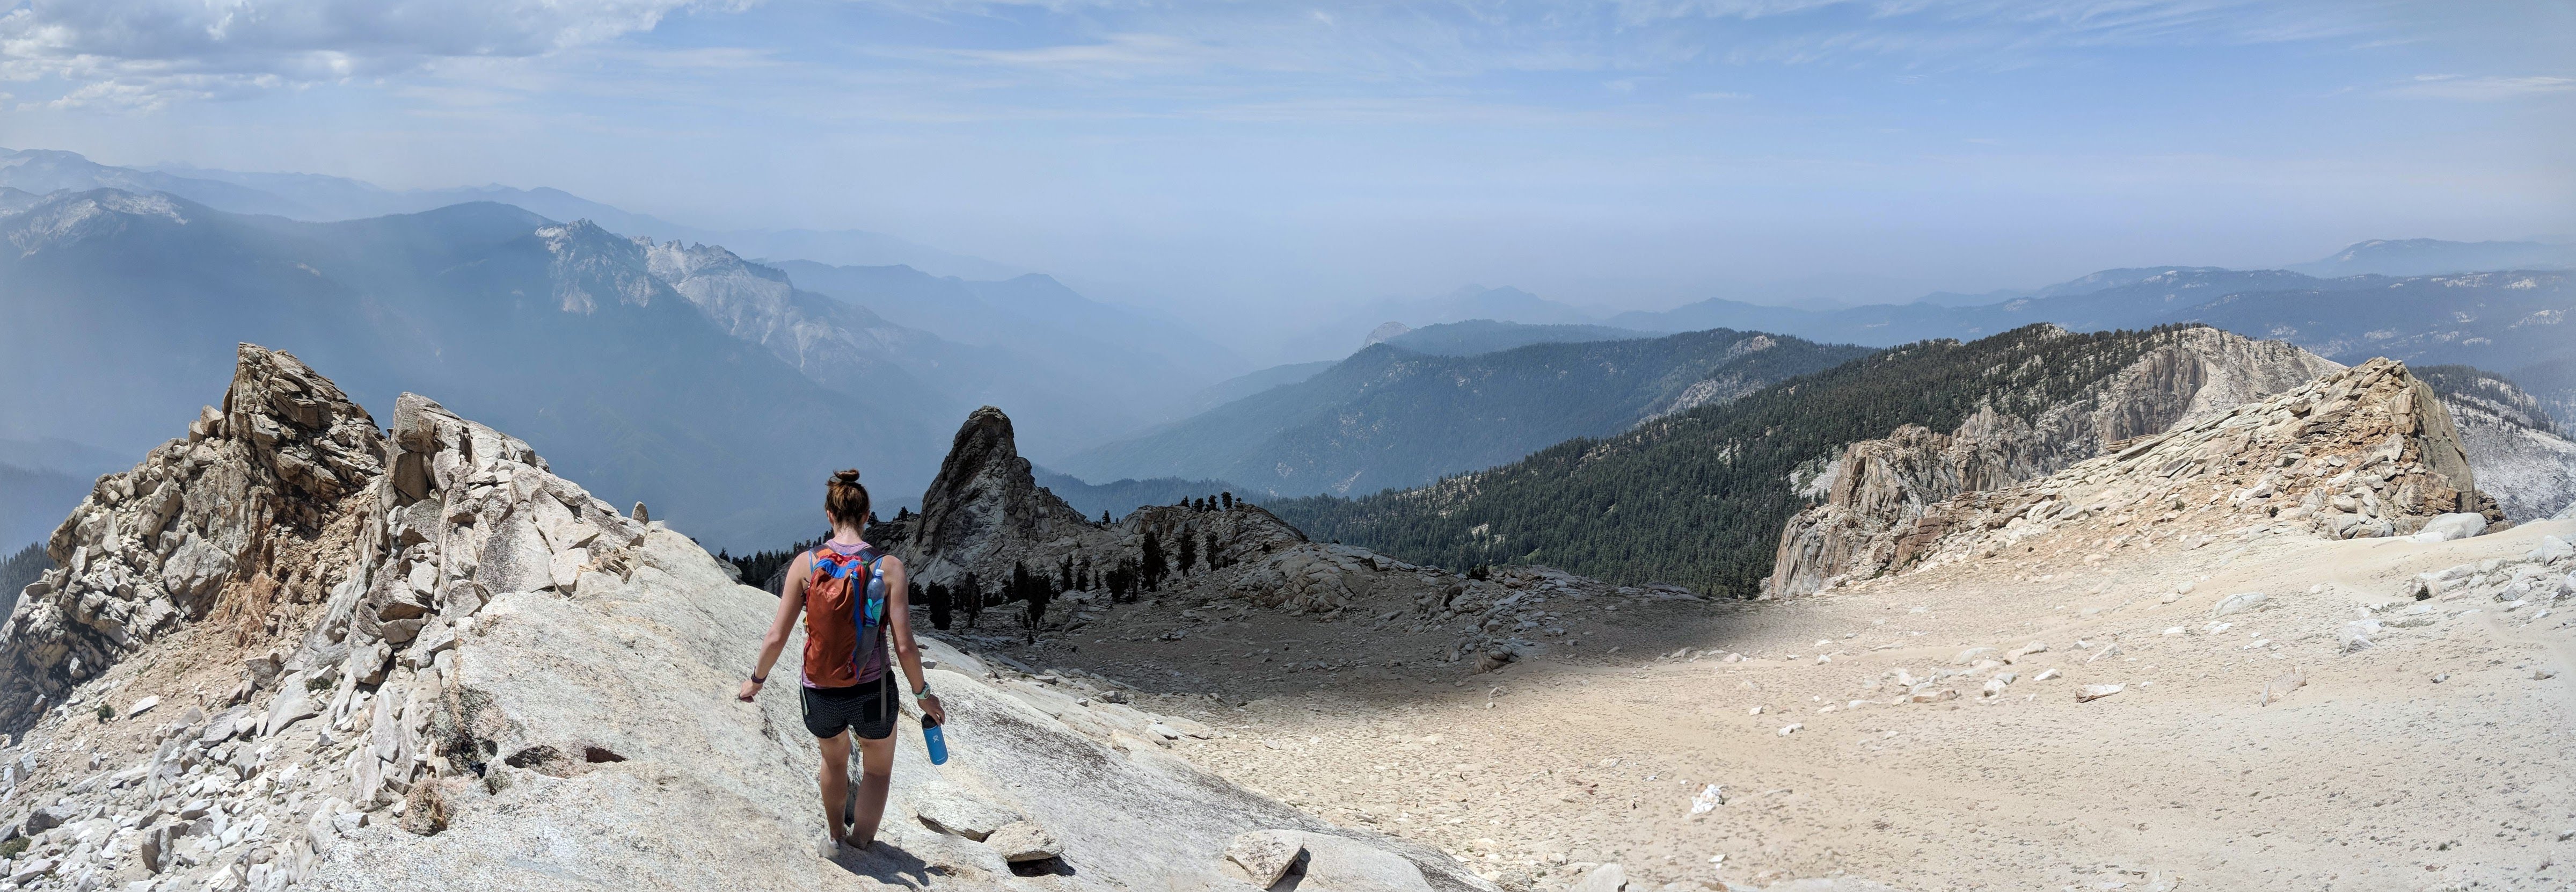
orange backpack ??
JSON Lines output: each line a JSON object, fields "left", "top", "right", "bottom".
{"left": 801, "top": 547, "right": 887, "bottom": 688}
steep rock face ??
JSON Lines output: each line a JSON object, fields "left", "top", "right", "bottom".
{"left": 3, "top": 345, "right": 386, "bottom": 730}
{"left": 1866, "top": 359, "right": 2497, "bottom": 586}
{"left": 900, "top": 407, "right": 1103, "bottom": 586}
{"left": 1770, "top": 328, "right": 2338, "bottom": 596}
{"left": 0, "top": 348, "right": 1498, "bottom": 892}
{"left": 2414, "top": 365, "right": 2576, "bottom": 521}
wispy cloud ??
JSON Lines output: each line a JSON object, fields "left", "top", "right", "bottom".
{"left": 2391, "top": 74, "right": 2576, "bottom": 100}
{"left": 0, "top": 0, "right": 752, "bottom": 109}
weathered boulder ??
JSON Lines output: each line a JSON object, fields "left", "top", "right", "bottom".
{"left": 911, "top": 780, "right": 1022, "bottom": 841}
{"left": 983, "top": 820, "right": 1062, "bottom": 862}
{"left": 1227, "top": 830, "right": 1307, "bottom": 888}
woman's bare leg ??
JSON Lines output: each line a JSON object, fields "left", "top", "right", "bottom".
{"left": 847, "top": 730, "right": 899, "bottom": 848}
{"left": 817, "top": 731, "right": 853, "bottom": 842}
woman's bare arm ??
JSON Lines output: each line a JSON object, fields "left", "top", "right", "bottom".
{"left": 881, "top": 557, "right": 945, "bottom": 723}
{"left": 739, "top": 553, "right": 809, "bottom": 701}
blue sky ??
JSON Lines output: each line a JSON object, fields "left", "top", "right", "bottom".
{"left": 3, "top": 0, "right": 2571, "bottom": 320}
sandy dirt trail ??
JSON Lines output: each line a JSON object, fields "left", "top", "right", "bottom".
{"left": 958, "top": 518, "right": 2576, "bottom": 892}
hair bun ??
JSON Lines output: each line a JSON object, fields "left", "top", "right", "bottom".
{"left": 833, "top": 469, "right": 863, "bottom": 484}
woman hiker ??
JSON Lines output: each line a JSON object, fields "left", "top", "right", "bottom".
{"left": 739, "top": 469, "right": 946, "bottom": 857}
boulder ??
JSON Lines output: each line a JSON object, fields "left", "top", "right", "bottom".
{"left": 262, "top": 684, "right": 320, "bottom": 737}
{"left": 1226, "top": 830, "right": 1306, "bottom": 889}
{"left": 2209, "top": 592, "right": 2267, "bottom": 618}
{"left": 2407, "top": 513, "right": 2489, "bottom": 543}
{"left": 1276, "top": 831, "right": 1437, "bottom": 892}
{"left": 983, "top": 821, "right": 1061, "bottom": 862}
{"left": 476, "top": 513, "right": 554, "bottom": 595}
{"left": 911, "top": 781, "right": 1021, "bottom": 842}
{"left": 2076, "top": 684, "right": 2125, "bottom": 702}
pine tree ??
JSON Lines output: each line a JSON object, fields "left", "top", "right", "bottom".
{"left": 1026, "top": 576, "right": 1054, "bottom": 629}
{"left": 1221, "top": 492, "right": 1234, "bottom": 510}
{"left": 961, "top": 572, "right": 984, "bottom": 627}
{"left": 1101, "top": 510, "right": 1113, "bottom": 524}
{"left": 1204, "top": 530, "right": 1222, "bottom": 570}
{"left": 1059, "top": 555, "right": 1076, "bottom": 592}
{"left": 1176, "top": 528, "right": 1197, "bottom": 577}
{"left": 1140, "top": 531, "right": 1166, "bottom": 591}
{"left": 1011, "top": 561, "right": 1032, "bottom": 605}
{"left": 927, "top": 582, "right": 953, "bottom": 630}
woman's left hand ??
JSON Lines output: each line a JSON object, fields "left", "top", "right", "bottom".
{"left": 921, "top": 694, "right": 946, "bottom": 726}
{"left": 737, "top": 678, "right": 762, "bottom": 702}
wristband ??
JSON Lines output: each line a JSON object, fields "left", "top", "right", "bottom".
{"left": 914, "top": 685, "right": 934, "bottom": 699}
{"left": 750, "top": 673, "right": 767, "bottom": 684}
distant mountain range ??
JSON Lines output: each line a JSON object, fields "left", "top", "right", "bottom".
{"left": 2288, "top": 238, "right": 2576, "bottom": 278}
{"left": 0, "top": 189, "right": 950, "bottom": 550}
{"left": 1, "top": 147, "right": 1023, "bottom": 280}
{"left": 1061, "top": 328, "right": 1871, "bottom": 498}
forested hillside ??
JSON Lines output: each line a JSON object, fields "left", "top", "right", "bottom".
{"left": 1062, "top": 328, "right": 1871, "bottom": 498}
{"left": 1267, "top": 324, "right": 2210, "bottom": 597}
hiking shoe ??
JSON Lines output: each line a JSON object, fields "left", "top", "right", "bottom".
{"left": 817, "top": 834, "right": 844, "bottom": 860}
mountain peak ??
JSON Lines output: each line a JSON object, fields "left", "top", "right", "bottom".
{"left": 3, "top": 187, "right": 194, "bottom": 253}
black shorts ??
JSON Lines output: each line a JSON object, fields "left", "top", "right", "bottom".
{"left": 800, "top": 674, "right": 897, "bottom": 741}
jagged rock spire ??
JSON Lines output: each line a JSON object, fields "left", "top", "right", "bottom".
{"left": 902, "top": 406, "right": 1092, "bottom": 586}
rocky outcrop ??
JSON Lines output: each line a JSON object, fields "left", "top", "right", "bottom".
{"left": 0, "top": 348, "right": 1496, "bottom": 892}
{"left": 1769, "top": 328, "right": 2338, "bottom": 596}
{"left": 1874, "top": 359, "right": 2498, "bottom": 583}
{"left": 3, "top": 345, "right": 387, "bottom": 730}
{"left": 899, "top": 407, "right": 1103, "bottom": 587}
{"left": 2414, "top": 365, "right": 2576, "bottom": 521}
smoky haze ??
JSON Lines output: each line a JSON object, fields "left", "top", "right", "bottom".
{"left": 4, "top": 1, "right": 2570, "bottom": 349}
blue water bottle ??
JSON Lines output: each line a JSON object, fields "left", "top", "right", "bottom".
{"left": 923, "top": 717, "right": 950, "bottom": 765}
